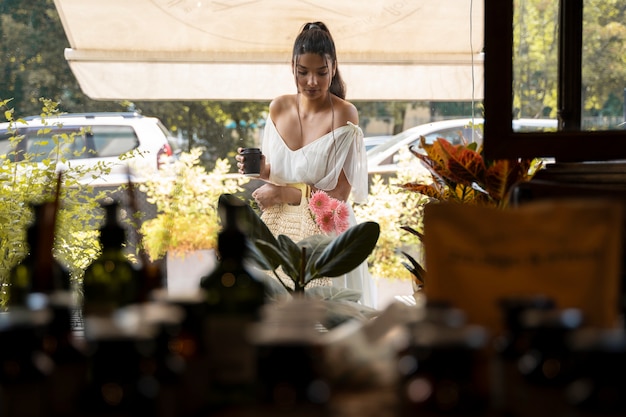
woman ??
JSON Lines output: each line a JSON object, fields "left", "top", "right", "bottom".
{"left": 237, "top": 21, "right": 375, "bottom": 307}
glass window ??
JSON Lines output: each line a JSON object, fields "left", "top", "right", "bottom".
{"left": 581, "top": 0, "right": 625, "bottom": 131}
{"left": 89, "top": 126, "right": 139, "bottom": 157}
{"left": 483, "top": 0, "right": 626, "bottom": 161}
{"left": 0, "top": 125, "right": 139, "bottom": 162}
{"left": 513, "top": 0, "right": 559, "bottom": 122}
{"left": 513, "top": 0, "right": 624, "bottom": 130}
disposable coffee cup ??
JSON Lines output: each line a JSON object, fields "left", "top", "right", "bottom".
{"left": 241, "top": 148, "right": 262, "bottom": 177}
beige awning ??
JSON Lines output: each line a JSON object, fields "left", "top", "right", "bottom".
{"left": 53, "top": 0, "right": 484, "bottom": 101}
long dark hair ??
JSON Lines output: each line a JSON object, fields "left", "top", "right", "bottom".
{"left": 292, "top": 21, "right": 346, "bottom": 99}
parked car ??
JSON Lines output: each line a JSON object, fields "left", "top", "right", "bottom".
{"left": 367, "top": 118, "right": 557, "bottom": 176}
{"left": 0, "top": 112, "right": 180, "bottom": 186}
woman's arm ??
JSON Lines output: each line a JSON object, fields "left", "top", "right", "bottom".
{"left": 251, "top": 183, "right": 301, "bottom": 210}
{"left": 252, "top": 171, "right": 351, "bottom": 211}
{"left": 312, "top": 170, "right": 351, "bottom": 201}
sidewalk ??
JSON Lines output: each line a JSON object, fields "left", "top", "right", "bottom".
{"left": 374, "top": 277, "right": 414, "bottom": 309}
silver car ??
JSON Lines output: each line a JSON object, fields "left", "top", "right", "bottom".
{"left": 367, "top": 118, "right": 557, "bottom": 176}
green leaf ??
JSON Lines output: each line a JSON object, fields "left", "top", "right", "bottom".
{"left": 220, "top": 193, "right": 279, "bottom": 250}
{"left": 276, "top": 235, "right": 301, "bottom": 283}
{"left": 297, "top": 234, "right": 332, "bottom": 259}
{"left": 253, "top": 240, "right": 288, "bottom": 271}
{"left": 245, "top": 241, "right": 277, "bottom": 271}
{"left": 401, "top": 251, "right": 426, "bottom": 285}
{"left": 315, "top": 222, "right": 380, "bottom": 277}
{"left": 298, "top": 234, "right": 333, "bottom": 284}
{"left": 400, "top": 225, "right": 424, "bottom": 241}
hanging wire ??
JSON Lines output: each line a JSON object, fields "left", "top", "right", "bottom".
{"left": 469, "top": 0, "right": 477, "bottom": 143}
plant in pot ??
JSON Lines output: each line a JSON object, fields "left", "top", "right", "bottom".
{"left": 353, "top": 148, "right": 430, "bottom": 305}
{"left": 139, "top": 149, "right": 247, "bottom": 294}
{"left": 0, "top": 98, "right": 132, "bottom": 308}
{"left": 399, "top": 131, "right": 543, "bottom": 292}
{"left": 218, "top": 194, "right": 381, "bottom": 328}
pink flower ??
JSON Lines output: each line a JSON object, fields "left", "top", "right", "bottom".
{"left": 333, "top": 207, "right": 350, "bottom": 233}
{"left": 308, "top": 190, "right": 351, "bottom": 235}
{"left": 318, "top": 211, "right": 336, "bottom": 234}
{"left": 309, "top": 190, "right": 331, "bottom": 217}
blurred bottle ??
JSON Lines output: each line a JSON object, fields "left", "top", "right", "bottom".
{"left": 82, "top": 201, "right": 138, "bottom": 317}
{"left": 79, "top": 316, "right": 159, "bottom": 417}
{"left": 0, "top": 306, "right": 52, "bottom": 417}
{"left": 199, "top": 194, "right": 267, "bottom": 409}
{"left": 42, "top": 290, "right": 87, "bottom": 417}
{"left": 6, "top": 199, "right": 86, "bottom": 416}
{"left": 126, "top": 176, "right": 165, "bottom": 303}
{"left": 151, "top": 289, "right": 210, "bottom": 416}
{"left": 493, "top": 296, "right": 582, "bottom": 417}
{"left": 398, "top": 301, "right": 490, "bottom": 416}
{"left": 495, "top": 295, "right": 556, "bottom": 359}
{"left": 8, "top": 202, "right": 70, "bottom": 309}
{"left": 567, "top": 328, "right": 626, "bottom": 414}
{"left": 251, "top": 299, "right": 329, "bottom": 410}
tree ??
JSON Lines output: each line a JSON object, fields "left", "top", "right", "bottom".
{"left": 0, "top": 0, "right": 268, "bottom": 172}
{"left": 130, "top": 100, "right": 268, "bottom": 171}
{"left": 0, "top": 0, "right": 120, "bottom": 115}
{"left": 582, "top": 0, "right": 626, "bottom": 118}
{"left": 513, "top": 0, "right": 559, "bottom": 118}
{"left": 513, "top": 0, "right": 626, "bottom": 121}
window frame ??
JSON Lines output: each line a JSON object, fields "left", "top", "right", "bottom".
{"left": 483, "top": 0, "right": 626, "bottom": 162}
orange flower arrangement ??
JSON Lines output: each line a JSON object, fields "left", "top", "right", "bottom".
{"left": 402, "top": 136, "right": 540, "bottom": 208}
{"left": 399, "top": 134, "right": 542, "bottom": 289}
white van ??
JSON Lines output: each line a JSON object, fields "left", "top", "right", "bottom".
{"left": 0, "top": 112, "right": 180, "bottom": 186}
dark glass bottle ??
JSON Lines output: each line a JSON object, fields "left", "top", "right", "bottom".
{"left": 7, "top": 202, "right": 86, "bottom": 416}
{"left": 151, "top": 289, "right": 210, "bottom": 416}
{"left": 398, "top": 302, "right": 490, "bottom": 416}
{"left": 199, "top": 195, "right": 267, "bottom": 409}
{"left": 82, "top": 201, "right": 138, "bottom": 317}
{"left": 43, "top": 291, "right": 88, "bottom": 417}
{"left": 79, "top": 316, "right": 159, "bottom": 417}
{"left": 8, "top": 202, "right": 70, "bottom": 309}
{"left": 0, "top": 309, "right": 51, "bottom": 417}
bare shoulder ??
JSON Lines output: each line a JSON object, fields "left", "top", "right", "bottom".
{"left": 331, "top": 95, "right": 359, "bottom": 126}
{"left": 269, "top": 94, "right": 296, "bottom": 120}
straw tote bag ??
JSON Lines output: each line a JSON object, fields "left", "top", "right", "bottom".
{"left": 261, "top": 184, "right": 319, "bottom": 243}
{"left": 260, "top": 183, "right": 331, "bottom": 289}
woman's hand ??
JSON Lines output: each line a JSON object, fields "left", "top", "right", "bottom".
{"left": 236, "top": 147, "right": 268, "bottom": 179}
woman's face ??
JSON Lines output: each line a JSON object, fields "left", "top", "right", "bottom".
{"left": 293, "top": 53, "right": 334, "bottom": 99}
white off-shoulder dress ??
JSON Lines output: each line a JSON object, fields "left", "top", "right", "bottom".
{"left": 261, "top": 117, "right": 377, "bottom": 308}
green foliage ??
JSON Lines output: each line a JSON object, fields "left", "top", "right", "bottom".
{"left": 130, "top": 101, "right": 269, "bottom": 172}
{"left": 513, "top": 0, "right": 559, "bottom": 118}
{"left": 1, "top": 2, "right": 270, "bottom": 174}
{"left": 353, "top": 148, "right": 428, "bottom": 280}
{"left": 582, "top": 0, "right": 626, "bottom": 116}
{"left": 0, "top": 0, "right": 119, "bottom": 115}
{"left": 252, "top": 223, "right": 380, "bottom": 293}
{"left": 513, "top": 0, "right": 626, "bottom": 119}
{"left": 139, "top": 149, "right": 247, "bottom": 260}
{"left": 221, "top": 194, "right": 380, "bottom": 294}
{"left": 260, "top": 277, "right": 379, "bottom": 328}
{"left": 0, "top": 97, "right": 125, "bottom": 307}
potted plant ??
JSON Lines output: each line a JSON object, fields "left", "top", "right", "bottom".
{"left": 0, "top": 98, "right": 131, "bottom": 308}
{"left": 399, "top": 132, "right": 543, "bottom": 291}
{"left": 353, "top": 148, "right": 430, "bottom": 306}
{"left": 218, "top": 194, "right": 381, "bottom": 328}
{"left": 139, "top": 149, "right": 246, "bottom": 293}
